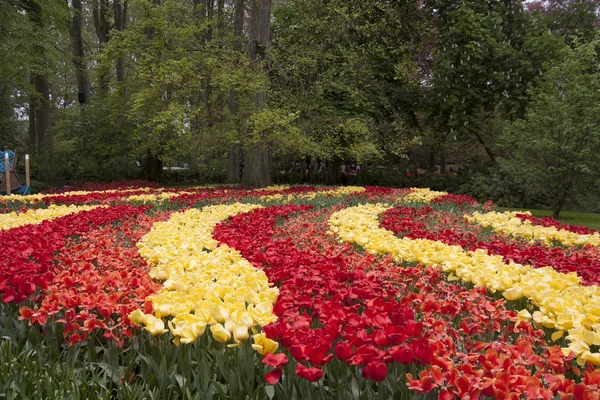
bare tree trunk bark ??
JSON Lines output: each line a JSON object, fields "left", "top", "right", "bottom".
{"left": 27, "top": 0, "right": 53, "bottom": 172}
{"left": 227, "top": 0, "right": 245, "bottom": 183}
{"left": 440, "top": 152, "right": 446, "bottom": 174}
{"left": 243, "top": 0, "right": 271, "bottom": 188}
{"left": 70, "top": 0, "right": 90, "bottom": 106}
{"left": 227, "top": 147, "right": 242, "bottom": 183}
{"left": 35, "top": 75, "right": 52, "bottom": 160}
{"left": 146, "top": 152, "right": 163, "bottom": 182}
{"left": 471, "top": 129, "right": 496, "bottom": 163}
{"left": 93, "top": 0, "right": 111, "bottom": 92}
{"left": 28, "top": 75, "right": 36, "bottom": 153}
{"left": 328, "top": 157, "right": 341, "bottom": 185}
{"left": 114, "top": 0, "right": 128, "bottom": 84}
{"left": 216, "top": 0, "right": 224, "bottom": 36}
{"left": 114, "top": 0, "right": 128, "bottom": 177}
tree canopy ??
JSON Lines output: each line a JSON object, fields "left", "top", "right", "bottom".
{"left": 1, "top": 0, "right": 599, "bottom": 214}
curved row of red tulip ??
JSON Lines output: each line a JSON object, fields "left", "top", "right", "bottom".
{"left": 514, "top": 213, "right": 598, "bottom": 235}
{"left": 381, "top": 206, "right": 600, "bottom": 286}
{"left": 18, "top": 210, "right": 167, "bottom": 347}
{"left": 213, "top": 205, "right": 599, "bottom": 398}
{"left": 0, "top": 205, "right": 152, "bottom": 303}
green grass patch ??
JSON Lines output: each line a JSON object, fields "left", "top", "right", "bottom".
{"left": 496, "top": 207, "right": 600, "bottom": 231}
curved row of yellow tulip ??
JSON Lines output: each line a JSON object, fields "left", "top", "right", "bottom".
{"left": 125, "top": 191, "right": 195, "bottom": 203}
{"left": 467, "top": 211, "right": 600, "bottom": 248}
{"left": 130, "top": 203, "right": 279, "bottom": 352}
{"left": 0, "top": 204, "right": 103, "bottom": 230}
{"left": 402, "top": 188, "right": 447, "bottom": 203}
{"left": 0, "top": 187, "right": 155, "bottom": 204}
{"left": 329, "top": 204, "right": 600, "bottom": 366}
{"left": 259, "top": 186, "right": 365, "bottom": 202}
{"left": 255, "top": 185, "right": 291, "bottom": 192}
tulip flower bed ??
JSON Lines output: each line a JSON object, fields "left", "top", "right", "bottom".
{"left": 1, "top": 185, "right": 600, "bottom": 399}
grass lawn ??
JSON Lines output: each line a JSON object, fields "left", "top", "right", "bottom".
{"left": 496, "top": 207, "right": 600, "bottom": 231}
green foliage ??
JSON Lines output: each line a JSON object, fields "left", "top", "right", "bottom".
{"left": 499, "top": 38, "right": 600, "bottom": 216}
{"left": 270, "top": 0, "right": 422, "bottom": 166}
{"left": 0, "top": 0, "right": 70, "bottom": 151}
{"left": 461, "top": 168, "right": 550, "bottom": 209}
{"left": 532, "top": 0, "right": 600, "bottom": 45}
{"left": 312, "top": 117, "right": 381, "bottom": 163}
{"left": 422, "top": 0, "right": 567, "bottom": 168}
{"left": 245, "top": 109, "right": 304, "bottom": 154}
{"left": 0, "top": 301, "right": 418, "bottom": 400}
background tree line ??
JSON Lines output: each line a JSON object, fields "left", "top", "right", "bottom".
{"left": 1, "top": 0, "right": 599, "bottom": 216}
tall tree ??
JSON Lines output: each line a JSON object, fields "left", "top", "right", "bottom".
{"left": 227, "top": 0, "right": 245, "bottom": 184}
{"left": 270, "top": 0, "right": 423, "bottom": 183}
{"left": 499, "top": 39, "right": 600, "bottom": 219}
{"left": 242, "top": 0, "right": 272, "bottom": 188}
{"left": 114, "top": 0, "right": 128, "bottom": 84}
{"left": 69, "top": 0, "right": 91, "bottom": 106}
{"left": 26, "top": 0, "right": 55, "bottom": 164}
{"left": 529, "top": 0, "right": 600, "bottom": 44}
{"left": 92, "top": 0, "right": 111, "bottom": 92}
{"left": 423, "top": 0, "right": 564, "bottom": 168}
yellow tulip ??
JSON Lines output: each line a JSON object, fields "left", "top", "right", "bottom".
{"left": 467, "top": 211, "right": 600, "bottom": 248}
{"left": 252, "top": 333, "right": 278, "bottom": 355}
{"left": 403, "top": 188, "right": 447, "bottom": 203}
{"left": 233, "top": 325, "right": 250, "bottom": 342}
{"left": 128, "top": 310, "right": 147, "bottom": 325}
{"left": 0, "top": 204, "right": 103, "bottom": 230}
{"left": 211, "top": 306, "right": 229, "bottom": 324}
{"left": 210, "top": 323, "right": 231, "bottom": 343}
{"left": 130, "top": 203, "right": 280, "bottom": 348}
{"left": 144, "top": 316, "right": 168, "bottom": 336}
{"left": 503, "top": 287, "right": 523, "bottom": 301}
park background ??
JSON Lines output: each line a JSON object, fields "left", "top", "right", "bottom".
{"left": 2, "top": 0, "right": 600, "bottom": 220}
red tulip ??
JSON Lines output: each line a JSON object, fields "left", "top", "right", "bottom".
{"left": 262, "top": 353, "right": 289, "bottom": 368}
{"left": 295, "top": 363, "right": 323, "bottom": 382}
{"left": 390, "top": 345, "right": 415, "bottom": 364}
{"left": 264, "top": 369, "right": 282, "bottom": 385}
{"left": 334, "top": 341, "right": 353, "bottom": 361}
{"left": 361, "top": 361, "right": 387, "bottom": 382}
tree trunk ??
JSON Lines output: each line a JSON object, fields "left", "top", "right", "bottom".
{"left": 471, "top": 129, "right": 496, "bottom": 163}
{"left": 35, "top": 74, "right": 52, "bottom": 162}
{"left": 216, "top": 0, "right": 225, "bottom": 36}
{"left": 328, "top": 157, "right": 341, "bottom": 185}
{"left": 114, "top": 0, "right": 128, "bottom": 177}
{"left": 114, "top": 0, "right": 127, "bottom": 84}
{"left": 552, "top": 207, "right": 561, "bottom": 220}
{"left": 93, "top": 0, "right": 111, "bottom": 92}
{"left": 227, "top": 0, "right": 245, "bottom": 184}
{"left": 242, "top": 0, "right": 271, "bottom": 188}
{"left": 243, "top": 145, "right": 270, "bottom": 188}
{"left": 27, "top": 0, "right": 53, "bottom": 170}
{"left": 70, "top": 0, "right": 90, "bottom": 106}
{"left": 28, "top": 77, "right": 36, "bottom": 153}
{"left": 552, "top": 178, "right": 575, "bottom": 220}
{"left": 227, "top": 146, "right": 242, "bottom": 183}
{"left": 146, "top": 153, "right": 163, "bottom": 181}
{"left": 440, "top": 152, "right": 446, "bottom": 174}
{"left": 428, "top": 151, "right": 435, "bottom": 172}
